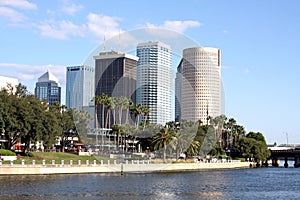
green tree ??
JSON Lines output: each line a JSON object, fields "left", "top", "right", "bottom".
{"left": 226, "top": 118, "right": 237, "bottom": 148}
{"left": 236, "top": 132, "right": 270, "bottom": 163}
{"left": 73, "top": 109, "right": 92, "bottom": 143}
{"left": 141, "top": 105, "right": 150, "bottom": 130}
{"left": 131, "top": 103, "right": 143, "bottom": 127}
{"left": 247, "top": 132, "right": 266, "bottom": 143}
{"left": 152, "top": 127, "right": 177, "bottom": 162}
{"left": 125, "top": 98, "right": 134, "bottom": 124}
{"left": 99, "top": 93, "right": 108, "bottom": 129}
{"left": 115, "top": 96, "right": 127, "bottom": 124}
{"left": 105, "top": 96, "right": 114, "bottom": 129}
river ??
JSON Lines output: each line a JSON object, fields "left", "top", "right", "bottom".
{"left": 0, "top": 167, "right": 299, "bottom": 200}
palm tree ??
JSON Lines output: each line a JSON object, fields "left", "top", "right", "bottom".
{"left": 105, "top": 96, "right": 114, "bottom": 129}
{"left": 115, "top": 96, "right": 127, "bottom": 124}
{"left": 124, "top": 98, "right": 133, "bottom": 124}
{"left": 95, "top": 93, "right": 108, "bottom": 148}
{"left": 53, "top": 101, "right": 61, "bottom": 113}
{"left": 111, "top": 97, "right": 117, "bottom": 125}
{"left": 227, "top": 118, "right": 237, "bottom": 148}
{"left": 210, "top": 115, "right": 227, "bottom": 147}
{"left": 175, "top": 131, "right": 191, "bottom": 159}
{"left": 152, "top": 127, "right": 177, "bottom": 163}
{"left": 98, "top": 93, "right": 108, "bottom": 129}
{"left": 141, "top": 105, "right": 150, "bottom": 130}
{"left": 131, "top": 103, "right": 143, "bottom": 127}
{"left": 93, "top": 95, "right": 101, "bottom": 145}
{"left": 235, "top": 125, "right": 246, "bottom": 144}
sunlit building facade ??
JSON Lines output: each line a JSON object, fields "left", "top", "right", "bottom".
{"left": 178, "top": 47, "right": 221, "bottom": 124}
{"left": 66, "top": 65, "right": 94, "bottom": 111}
{"left": 136, "top": 41, "right": 172, "bottom": 125}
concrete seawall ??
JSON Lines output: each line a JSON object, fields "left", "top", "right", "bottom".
{"left": 0, "top": 161, "right": 252, "bottom": 175}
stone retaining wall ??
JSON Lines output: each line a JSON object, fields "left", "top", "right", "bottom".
{"left": 0, "top": 161, "right": 252, "bottom": 175}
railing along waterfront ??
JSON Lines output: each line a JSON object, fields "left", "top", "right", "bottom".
{"left": 0, "top": 159, "right": 241, "bottom": 167}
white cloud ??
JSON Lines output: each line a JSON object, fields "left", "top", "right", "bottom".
{"left": 37, "top": 20, "right": 86, "bottom": 40}
{"left": 146, "top": 20, "right": 201, "bottom": 33}
{"left": 61, "top": 0, "right": 83, "bottom": 15}
{"left": 35, "top": 13, "right": 121, "bottom": 40}
{"left": 87, "top": 13, "right": 122, "bottom": 40}
{"left": 0, "top": 6, "right": 26, "bottom": 22}
{"left": 0, "top": 0, "right": 37, "bottom": 10}
{"left": 0, "top": 63, "right": 66, "bottom": 84}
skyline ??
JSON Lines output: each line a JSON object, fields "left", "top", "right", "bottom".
{"left": 0, "top": 0, "right": 300, "bottom": 144}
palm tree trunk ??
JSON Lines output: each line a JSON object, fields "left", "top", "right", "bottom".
{"left": 126, "top": 109, "right": 129, "bottom": 124}
{"left": 101, "top": 105, "right": 105, "bottom": 128}
{"left": 105, "top": 108, "right": 110, "bottom": 129}
{"left": 95, "top": 105, "right": 98, "bottom": 145}
{"left": 136, "top": 115, "right": 140, "bottom": 127}
{"left": 143, "top": 115, "right": 147, "bottom": 131}
{"left": 119, "top": 105, "right": 123, "bottom": 124}
{"left": 113, "top": 109, "right": 116, "bottom": 125}
{"left": 163, "top": 145, "right": 167, "bottom": 163}
{"left": 109, "top": 109, "right": 111, "bottom": 129}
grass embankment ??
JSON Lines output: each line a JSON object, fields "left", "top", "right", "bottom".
{"left": 3, "top": 152, "right": 115, "bottom": 165}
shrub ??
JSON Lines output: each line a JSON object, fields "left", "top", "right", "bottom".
{"left": 25, "top": 152, "right": 34, "bottom": 157}
{"left": 236, "top": 157, "right": 246, "bottom": 162}
{"left": 0, "top": 149, "right": 16, "bottom": 156}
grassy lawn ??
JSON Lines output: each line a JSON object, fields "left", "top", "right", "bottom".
{"left": 2, "top": 152, "right": 117, "bottom": 165}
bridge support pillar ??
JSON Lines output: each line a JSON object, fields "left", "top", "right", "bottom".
{"left": 294, "top": 156, "right": 300, "bottom": 168}
{"left": 272, "top": 158, "right": 279, "bottom": 167}
{"left": 284, "top": 157, "right": 288, "bottom": 168}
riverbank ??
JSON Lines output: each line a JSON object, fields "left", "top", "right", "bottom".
{"left": 0, "top": 161, "right": 252, "bottom": 175}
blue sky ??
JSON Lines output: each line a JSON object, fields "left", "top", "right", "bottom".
{"left": 0, "top": 0, "right": 299, "bottom": 144}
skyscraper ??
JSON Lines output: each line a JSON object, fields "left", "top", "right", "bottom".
{"left": 175, "top": 60, "right": 182, "bottom": 122}
{"left": 35, "top": 70, "right": 61, "bottom": 106}
{"left": 136, "top": 41, "right": 172, "bottom": 125}
{"left": 66, "top": 65, "right": 94, "bottom": 111}
{"left": 94, "top": 50, "right": 138, "bottom": 127}
{"left": 177, "top": 47, "right": 221, "bottom": 124}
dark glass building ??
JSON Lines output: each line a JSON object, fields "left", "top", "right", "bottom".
{"left": 35, "top": 70, "right": 61, "bottom": 106}
{"left": 94, "top": 51, "right": 138, "bottom": 127}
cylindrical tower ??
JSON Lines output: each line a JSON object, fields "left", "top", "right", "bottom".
{"left": 181, "top": 47, "right": 221, "bottom": 124}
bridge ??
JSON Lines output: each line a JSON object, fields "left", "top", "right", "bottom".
{"left": 269, "top": 145, "right": 300, "bottom": 168}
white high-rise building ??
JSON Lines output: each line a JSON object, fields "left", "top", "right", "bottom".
{"left": 178, "top": 47, "right": 221, "bottom": 124}
{"left": 66, "top": 65, "right": 94, "bottom": 111}
{"left": 35, "top": 70, "right": 61, "bottom": 106}
{"left": 136, "top": 41, "right": 172, "bottom": 125}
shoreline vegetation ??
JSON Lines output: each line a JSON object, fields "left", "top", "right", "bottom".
{"left": 1, "top": 86, "right": 270, "bottom": 174}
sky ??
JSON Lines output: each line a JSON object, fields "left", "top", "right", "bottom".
{"left": 0, "top": 0, "right": 300, "bottom": 144}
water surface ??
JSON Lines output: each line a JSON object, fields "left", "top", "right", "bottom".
{"left": 0, "top": 168, "right": 299, "bottom": 200}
